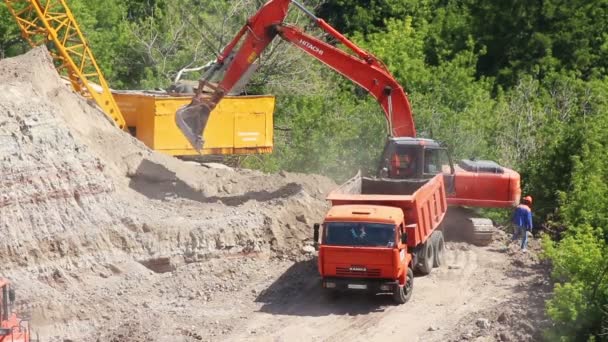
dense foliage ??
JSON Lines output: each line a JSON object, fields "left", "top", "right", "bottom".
{"left": 1, "top": 1, "right": 608, "bottom": 339}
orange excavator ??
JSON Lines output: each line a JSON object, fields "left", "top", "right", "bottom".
{"left": 176, "top": 0, "right": 520, "bottom": 244}
{"left": 0, "top": 279, "right": 32, "bottom": 342}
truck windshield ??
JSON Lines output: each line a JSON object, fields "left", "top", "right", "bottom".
{"left": 324, "top": 222, "right": 396, "bottom": 247}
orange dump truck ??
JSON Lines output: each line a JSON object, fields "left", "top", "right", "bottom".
{"left": 313, "top": 172, "right": 448, "bottom": 304}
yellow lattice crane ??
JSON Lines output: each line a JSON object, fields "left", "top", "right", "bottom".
{"left": 4, "top": 0, "right": 126, "bottom": 129}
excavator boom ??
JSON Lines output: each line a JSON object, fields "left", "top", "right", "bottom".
{"left": 175, "top": 0, "right": 415, "bottom": 151}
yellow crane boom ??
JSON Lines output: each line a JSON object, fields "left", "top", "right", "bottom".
{"left": 5, "top": 0, "right": 126, "bottom": 129}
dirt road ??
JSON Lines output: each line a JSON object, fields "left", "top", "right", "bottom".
{"left": 203, "top": 236, "right": 549, "bottom": 342}
{"left": 243, "top": 245, "right": 488, "bottom": 341}
{"left": 77, "top": 235, "right": 548, "bottom": 342}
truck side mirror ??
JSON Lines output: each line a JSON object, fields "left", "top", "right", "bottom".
{"left": 313, "top": 223, "right": 320, "bottom": 242}
{"left": 313, "top": 223, "right": 320, "bottom": 251}
{"left": 8, "top": 289, "right": 15, "bottom": 304}
{"left": 401, "top": 232, "right": 408, "bottom": 244}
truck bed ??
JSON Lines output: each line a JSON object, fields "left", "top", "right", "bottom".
{"left": 359, "top": 176, "right": 430, "bottom": 195}
{"left": 327, "top": 172, "right": 447, "bottom": 247}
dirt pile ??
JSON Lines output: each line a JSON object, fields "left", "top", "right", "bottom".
{"left": 0, "top": 47, "right": 335, "bottom": 341}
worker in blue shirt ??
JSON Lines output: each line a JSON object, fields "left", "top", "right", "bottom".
{"left": 512, "top": 196, "right": 533, "bottom": 251}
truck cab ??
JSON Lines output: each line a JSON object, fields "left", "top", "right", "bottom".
{"left": 316, "top": 171, "right": 448, "bottom": 304}
{"left": 316, "top": 205, "right": 411, "bottom": 299}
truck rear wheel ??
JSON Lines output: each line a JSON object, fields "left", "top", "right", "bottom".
{"left": 393, "top": 268, "right": 413, "bottom": 304}
{"left": 416, "top": 239, "right": 434, "bottom": 275}
{"left": 432, "top": 231, "right": 445, "bottom": 267}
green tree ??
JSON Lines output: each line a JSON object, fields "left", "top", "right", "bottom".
{"left": 317, "top": 0, "right": 411, "bottom": 35}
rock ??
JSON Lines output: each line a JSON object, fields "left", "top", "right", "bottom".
{"left": 513, "top": 259, "right": 525, "bottom": 267}
{"left": 428, "top": 326, "right": 440, "bottom": 331}
{"left": 296, "top": 214, "right": 308, "bottom": 224}
{"left": 302, "top": 245, "right": 316, "bottom": 254}
{"left": 520, "top": 321, "right": 534, "bottom": 333}
{"left": 498, "top": 332, "right": 511, "bottom": 341}
{"left": 108, "top": 264, "right": 123, "bottom": 274}
{"left": 497, "top": 312, "right": 508, "bottom": 323}
{"left": 201, "top": 162, "right": 233, "bottom": 170}
{"left": 476, "top": 318, "right": 491, "bottom": 329}
{"left": 142, "top": 223, "right": 152, "bottom": 233}
{"left": 448, "top": 265, "right": 462, "bottom": 270}
{"left": 458, "top": 244, "right": 471, "bottom": 251}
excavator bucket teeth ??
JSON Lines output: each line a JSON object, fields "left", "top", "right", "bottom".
{"left": 175, "top": 103, "right": 211, "bottom": 152}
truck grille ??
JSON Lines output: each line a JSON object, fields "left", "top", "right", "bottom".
{"left": 336, "top": 267, "right": 381, "bottom": 277}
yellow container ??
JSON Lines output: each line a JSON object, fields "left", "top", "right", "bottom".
{"left": 112, "top": 91, "right": 274, "bottom": 156}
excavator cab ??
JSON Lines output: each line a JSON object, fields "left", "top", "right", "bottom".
{"left": 379, "top": 137, "right": 456, "bottom": 194}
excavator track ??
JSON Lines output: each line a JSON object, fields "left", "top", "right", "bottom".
{"left": 442, "top": 207, "right": 495, "bottom": 246}
{"left": 467, "top": 217, "right": 495, "bottom": 246}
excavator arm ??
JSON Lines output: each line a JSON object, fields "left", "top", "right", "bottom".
{"left": 175, "top": 0, "right": 416, "bottom": 151}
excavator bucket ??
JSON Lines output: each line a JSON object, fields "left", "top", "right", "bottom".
{"left": 174, "top": 59, "right": 259, "bottom": 152}
{"left": 175, "top": 101, "right": 211, "bottom": 152}
{"left": 174, "top": 60, "right": 228, "bottom": 152}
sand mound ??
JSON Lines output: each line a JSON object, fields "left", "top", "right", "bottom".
{"left": 0, "top": 47, "right": 335, "bottom": 340}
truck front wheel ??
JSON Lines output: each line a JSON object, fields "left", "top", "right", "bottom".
{"left": 393, "top": 268, "right": 414, "bottom": 304}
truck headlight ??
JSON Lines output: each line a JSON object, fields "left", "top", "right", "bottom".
{"left": 325, "top": 282, "right": 336, "bottom": 288}
{"left": 380, "top": 284, "right": 391, "bottom": 291}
